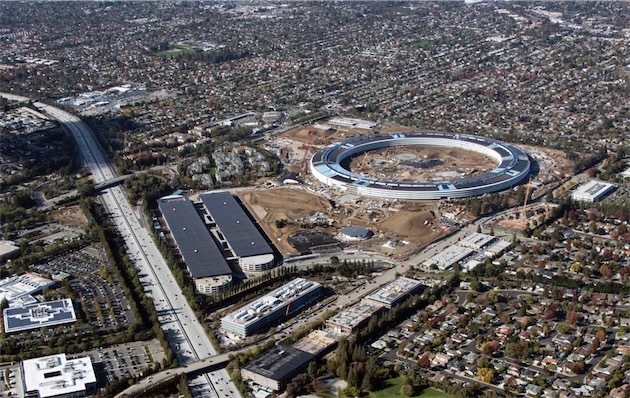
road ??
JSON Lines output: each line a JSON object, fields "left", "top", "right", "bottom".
{"left": 0, "top": 93, "right": 240, "bottom": 398}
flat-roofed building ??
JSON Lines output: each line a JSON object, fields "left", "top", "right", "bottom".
{"left": 326, "top": 301, "right": 383, "bottom": 336}
{"left": 22, "top": 353, "right": 96, "bottom": 398}
{"left": 4, "top": 299, "right": 76, "bottom": 334}
{"left": 0, "top": 273, "right": 55, "bottom": 305}
{"left": 157, "top": 195, "right": 232, "bottom": 295}
{"left": 423, "top": 245, "right": 475, "bottom": 271}
{"left": 241, "top": 345, "right": 314, "bottom": 391}
{"left": 0, "top": 240, "right": 20, "bottom": 261}
{"left": 571, "top": 180, "right": 616, "bottom": 203}
{"left": 292, "top": 329, "right": 337, "bottom": 355}
{"left": 328, "top": 117, "right": 377, "bottom": 130}
{"left": 458, "top": 232, "right": 495, "bottom": 250}
{"left": 364, "top": 277, "right": 424, "bottom": 309}
{"left": 221, "top": 278, "right": 322, "bottom": 337}
{"left": 200, "top": 191, "right": 275, "bottom": 272}
{"left": 484, "top": 239, "right": 512, "bottom": 257}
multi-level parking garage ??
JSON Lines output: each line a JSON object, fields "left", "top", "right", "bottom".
{"left": 310, "top": 132, "right": 530, "bottom": 200}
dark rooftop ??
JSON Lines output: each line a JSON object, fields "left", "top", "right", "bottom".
{"left": 243, "top": 345, "right": 314, "bottom": 381}
{"left": 341, "top": 226, "right": 372, "bottom": 238}
{"left": 200, "top": 191, "right": 274, "bottom": 258}
{"left": 157, "top": 195, "right": 231, "bottom": 279}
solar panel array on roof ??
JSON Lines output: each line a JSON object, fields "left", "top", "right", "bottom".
{"left": 157, "top": 195, "right": 231, "bottom": 279}
{"left": 200, "top": 192, "right": 274, "bottom": 258}
{"left": 4, "top": 299, "right": 76, "bottom": 333}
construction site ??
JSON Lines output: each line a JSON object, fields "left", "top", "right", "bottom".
{"left": 240, "top": 117, "right": 572, "bottom": 256}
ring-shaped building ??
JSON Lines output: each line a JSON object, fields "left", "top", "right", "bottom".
{"left": 310, "top": 132, "right": 530, "bottom": 200}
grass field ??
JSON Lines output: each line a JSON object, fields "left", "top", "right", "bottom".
{"left": 155, "top": 46, "right": 195, "bottom": 57}
{"left": 369, "top": 377, "right": 451, "bottom": 398}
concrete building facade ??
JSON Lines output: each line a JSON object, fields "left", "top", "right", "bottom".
{"left": 221, "top": 278, "right": 322, "bottom": 337}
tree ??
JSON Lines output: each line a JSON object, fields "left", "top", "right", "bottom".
{"left": 346, "top": 366, "right": 359, "bottom": 388}
{"left": 418, "top": 352, "right": 431, "bottom": 369}
{"left": 596, "top": 328, "right": 606, "bottom": 342}
{"left": 360, "top": 372, "right": 373, "bottom": 392}
{"left": 543, "top": 302, "right": 557, "bottom": 320}
{"left": 591, "top": 336, "right": 601, "bottom": 352}
{"left": 482, "top": 341, "right": 500, "bottom": 356}
{"left": 307, "top": 361, "right": 317, "bottom": 380}
{"left": 600, "top": 264, "right": 612, "bottom": 278}
{"left": 343, "top": 386, "right": 360, "bottom": 397}
{"left": 400, "top": 382, "right": 414, "bottom": 397}
{"left": 477, "top": 367, "right": 495, "bottom": 383}
{"left": 470, "top": 279, "right": 483, "bottom": 292}
{"left": 569, "top": 360, "right": 586, "bottom": 374}
{"left": 566, "top": 310, "right": 579, "bottom": 326}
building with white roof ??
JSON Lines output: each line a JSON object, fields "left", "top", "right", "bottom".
{"left": 327, "top": 117, "right": 377, "bottom": 130}
{"left": 0, "top": 241, "right": 20, "bottom": 262}
{"left": 4, "top": 299, "right": 76, "bottom": 334}
{"left": 327, "top": 301, "right": 383, "bottom": 336}
{"left": 423, "top": 246, "right": 475, "bottom": 271}
{"left": 22, "top": 353, "right": 96, "bottom": 398}
{"left": 0, "top": 273, "right": 55, "bottom": 306}
{"left": 484, "top": 239, "right": 512, "bottom": 257}
{"left": 458, "top": 232, "right": 495, "bottom": 249}
{"left": 571, "top": 180, "right": 616, "bottom": 203}
{"left": 221, "top": 278, "right": 322, "bottom": 337}
{"left": 363, "top": 277, "right": 424, "bottom": 309}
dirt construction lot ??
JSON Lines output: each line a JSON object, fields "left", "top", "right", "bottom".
{"left": 238, "top": 188, "right": 331, "bottom": 254}
{"left": 49, "top": 205, "right": 89, "bottom": 228}
{"left": 238, "top": 187, "right": 446, "bottom": 257}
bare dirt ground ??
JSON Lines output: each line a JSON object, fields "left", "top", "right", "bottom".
{"left": 238, "top": 188, "right": 332, "bottom": 255}
{"left": 238, "top": 187, "right": 445, "bottom": 257}
{"left": 49, "top": 205, "right": 88, "bottom": 228}
{"left": 267, "top": 120, "right": 574, "bottom": 257}
{"left": 349, "top": 145, "right": 496, "bottom": 183}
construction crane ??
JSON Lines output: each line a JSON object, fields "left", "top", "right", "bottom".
{"left": 301, "top": 130, "right": 316, "bottom": 174}
{"left": 357, "top": 151, "right": 371, "bottom": 172}
{"left": 521, "top": 179, "right": 532, "bottom": 228}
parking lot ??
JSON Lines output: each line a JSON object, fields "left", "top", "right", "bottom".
{"left": 30, "top": 246, "right": 133, "bottom": 330}
{"left": 74, "top": 340, "right": 166, "bottom": 386}
{"left": 0, "top": 367, "right": 20, "bottom": 398}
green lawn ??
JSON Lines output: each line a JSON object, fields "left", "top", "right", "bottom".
{"left": 155, "top": 46, "right": 195, "bottom": 58}
{"left": 369, "top": 377, "right": 451, "bottom": 398}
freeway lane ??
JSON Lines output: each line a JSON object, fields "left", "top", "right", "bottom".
{"left": 41, "top": 106, "right": 240, "bottom": 398}
{"left": 0, "top": 93, "right": 240, "bottom": 398}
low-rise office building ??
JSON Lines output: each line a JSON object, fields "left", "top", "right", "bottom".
{"left": 241, "top": 345, "right": 314, "bottom": 391}
{"left": 4, "top": 298, "right": 76, "bottom": 334}
{"left": 364, "top": 277, "right": 424, "bottom": 309}
{"left": 570, "top": 180, "right": 616, "bottom": 203}
{"left": 221, "top": 278, "right": 322, "bottom": 337}
{"left": 22, "top": 353, "right": 96, "bottom": 398}
{"left": 326, "top": 301, "right": 383, "bottom": 336}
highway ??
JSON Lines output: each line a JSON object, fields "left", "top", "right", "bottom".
{"left": 0, "top": 93, "right": 240, "bottom": 398}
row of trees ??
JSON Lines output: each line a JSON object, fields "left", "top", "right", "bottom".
{"left": 80, "top": 198, "right": 177, "bottom": 368}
